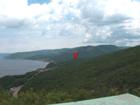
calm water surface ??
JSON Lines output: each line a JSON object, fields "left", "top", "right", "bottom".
{"left": 0, "top": 59, "right": 48, "bottom": 77}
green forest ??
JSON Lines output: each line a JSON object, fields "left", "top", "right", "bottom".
{"left": 0, "top": 45, "right": 140, "bottom": 105}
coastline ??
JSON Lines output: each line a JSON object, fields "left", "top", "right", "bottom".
{"left": 0, "top": 59, "right": 49, "bottom": 78}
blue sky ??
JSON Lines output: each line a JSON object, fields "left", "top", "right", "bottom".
{"left": 28, "top": 0, "right": 50, "bottom": 5}
{"left": 0, "top": 0, "right": 140, "bottom": 52}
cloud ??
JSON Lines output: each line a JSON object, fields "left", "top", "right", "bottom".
{"left": 78, "top": 0, "right": 140, "bottom": 45}
{"left": 0, "top": 0, "right": 140, "bottom": 52}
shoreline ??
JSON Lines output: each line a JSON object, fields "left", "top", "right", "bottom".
{"left": 0, "top": 59, "right": 49, "bottom": 78}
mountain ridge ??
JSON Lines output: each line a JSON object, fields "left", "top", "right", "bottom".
{"left": 6, "top": 45, "right": 124, "bottom": 63}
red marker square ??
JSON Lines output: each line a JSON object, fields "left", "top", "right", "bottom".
{"left": 73, "top": 52, "right": 79, "bottom": 60}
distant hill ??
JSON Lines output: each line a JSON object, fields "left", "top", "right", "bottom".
{"left": 1, "top": 45, "right": 140, "bottom": 98}
{"left": 6, "top": 45, "right": 123, "bottom": 63}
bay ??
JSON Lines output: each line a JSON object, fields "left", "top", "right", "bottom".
{"left": 0, "top": 59, "right": 48, "bottom": 77}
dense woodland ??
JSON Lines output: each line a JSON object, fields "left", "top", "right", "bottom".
{"left": 0, "top": 45, "right": 140, "bottom": 105}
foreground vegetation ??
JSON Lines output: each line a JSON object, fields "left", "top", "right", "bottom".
{"left": 0, "top": 89, "right": 95, "bottom": 105}
{"left": 1, "top": 88, "right": 139, "bottom": 105}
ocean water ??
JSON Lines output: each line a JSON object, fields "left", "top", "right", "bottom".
{"left": 0, "top": 59, "right": 48, "bottom": 77}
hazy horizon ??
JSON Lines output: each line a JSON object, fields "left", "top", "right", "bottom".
{"left": 0, "top": 44, "right": 133, "bottom": 53}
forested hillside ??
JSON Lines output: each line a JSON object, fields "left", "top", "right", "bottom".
{"left": 0, "top": 45, "right": 139, "bottom": 105}
{"left": 22, "top": 45, "right": 140, "bottom": 96}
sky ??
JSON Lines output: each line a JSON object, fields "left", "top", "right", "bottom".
{"left": 0, "top": 0, "right": 140, "bottom": 52}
